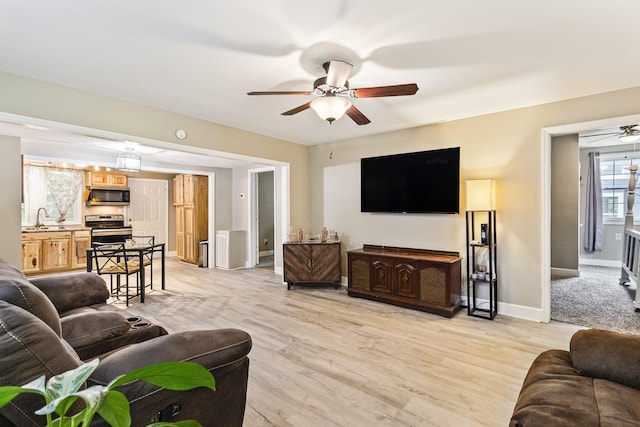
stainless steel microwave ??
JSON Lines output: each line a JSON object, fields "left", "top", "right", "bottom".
{"left": 85, "top": 187, "right": 130, "bottom": 206}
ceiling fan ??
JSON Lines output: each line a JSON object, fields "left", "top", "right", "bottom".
{"left": 247, "top": 60, "right": 419, "bottom": 125}
{"left": 584, "top": 125, "right": 640, "bottom": 143}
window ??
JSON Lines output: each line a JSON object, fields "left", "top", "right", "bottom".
{"left": 599, "top": 155, "right": 640, "bottom": 222}
{"left": 22, "top": 165, "right": 84, "bottom": 226}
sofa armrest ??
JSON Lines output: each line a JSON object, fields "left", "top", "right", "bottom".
{"left": 570, "top": 328, "right": 640, "bottom": 390}
{"left": 89, "top": 329, "right": 252, "bottom": 383}
{"left": 88, "top": 329, "right": 252, "bottom": 426}
{"left": 29, "top": 273, "right": 109, "bottom": 312}
{"left": 61, "top": 311, "right": 131, "bottom": 350}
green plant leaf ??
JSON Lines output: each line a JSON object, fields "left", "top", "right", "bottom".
{"left": 50, "top": 413, "right": 82, "bottom": 427}
{"left": 21, "top": 375, "right": 47, "bottom": 394}
{"left": 36, "top": 384, "right": 109, "bottom": 418}
{"left": 96, "top": 390, "right": 130, "bottom": 427}
{"left": 0, "top": 376, "right": 46, "bottom": 408}
{"left": 110, "top": 362, "right": 215, "bottom": 392}
{"left": 47, "top": 358, "right": 100, "bottom": 400}
{"left": 0, "top": 385, "right": 42, "bottom": 408}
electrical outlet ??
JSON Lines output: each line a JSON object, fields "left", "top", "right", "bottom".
{"left": 615, "top": 233, "right": 622, "bottom": 241}
{"left": 264, "top": 238, "right": 268, "bottom": 246}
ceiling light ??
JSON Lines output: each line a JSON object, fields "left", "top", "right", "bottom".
{"left": 620, "top": 133, "right": 640, "bottom": 143}
{"left": 116, "top": 149, "right": 141, "bottom": 172}
{"left": 310, "top": 96, "right": 352, "bottom": 123}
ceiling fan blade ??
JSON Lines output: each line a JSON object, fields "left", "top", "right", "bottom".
{"left": 325, "top": 60, "right": 353, "bottom": 88}
{"left": 583, "top": 132, "right": 619, "bottom": 138}
{"left": 352, "top": 83, "right": 419, "bottom": 98}
{"left": 586, "top": 135, "right": 614, "bottom": 144}
{"left": 346, "top": 105, "right": 371, "bottom": 125}
{"left": 247, "top": 91, "right": 312, "bottom": 96}
{"left": 281, "top": 102, "right": 311, "bottom": 116}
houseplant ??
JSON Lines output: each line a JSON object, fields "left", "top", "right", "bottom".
{"left": 0, "top": 358, "right": 215, "bottom": 427}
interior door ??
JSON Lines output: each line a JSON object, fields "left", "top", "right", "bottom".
{"left": 127, "top": 178, "right": 168, "bottom": 245}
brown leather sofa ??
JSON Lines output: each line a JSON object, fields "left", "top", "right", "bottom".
{"left": 510, "top": 328, "right": 640, "bottom": 426}
{"left": 0, "top": 259, "right": 252, "bottom": 426}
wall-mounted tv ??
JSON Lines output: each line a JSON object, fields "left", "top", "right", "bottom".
{"left": 361, "top": 147, "right": 460, "bottom": 214}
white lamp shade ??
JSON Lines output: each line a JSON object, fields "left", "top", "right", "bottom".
{"left": 310, "top": 97, "right": 352, "bottom": 122}
{"left": 116, "top": 151, "right": 141, "bottom": 172}
{"left": 466, "top": 179, "right": 496, "bottom": 211}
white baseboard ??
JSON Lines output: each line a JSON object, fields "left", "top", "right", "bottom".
{"left": 551, "top": 267, "right": 580, "bottom": 277}
{"left": 498, "top": 302, "right": 546, "bottom": 322}
{"left": 578, "top": 258, "right": 622, "bottom": 268}
{"left": 259, "top": 250, "right": 274, "bottom": 257}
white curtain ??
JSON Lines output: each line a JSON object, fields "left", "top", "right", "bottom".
{"left": 583, "top": 152, "right": 603, "bottom": 252}
{"left": 44, "top": 168, "right": 84, "bottom": 223}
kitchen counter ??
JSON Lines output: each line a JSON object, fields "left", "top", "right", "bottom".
{"left": 22, "top": 226, "right": 91, "bottom": 233}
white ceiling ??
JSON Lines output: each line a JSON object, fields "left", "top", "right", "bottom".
{"left": 3, "top": 0, "right": 640, "bottom": 160}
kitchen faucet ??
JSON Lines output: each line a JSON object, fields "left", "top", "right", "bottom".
{"left": 35, "top": 207, "right": 48, "bottom": 228}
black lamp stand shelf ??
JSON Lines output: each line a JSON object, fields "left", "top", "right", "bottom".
{"left": 466, "top": 210, "right": 497, "bottom": 320}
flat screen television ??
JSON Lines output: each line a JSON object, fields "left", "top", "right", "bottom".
{"left": 360, "top": 147, "right": 460, "bottom": 214}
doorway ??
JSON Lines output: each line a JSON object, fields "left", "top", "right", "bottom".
{"left": 252, "top": 169, "right": 275, "bottom": 270}
{"left": 544, "top": 113, "right": 640, "bottom": 322}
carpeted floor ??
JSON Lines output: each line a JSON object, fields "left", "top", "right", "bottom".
{"left": 551, "top": 265, "right": 640, "bottom": 334}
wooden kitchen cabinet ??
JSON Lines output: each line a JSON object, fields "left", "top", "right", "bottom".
{"left": 22, "top": 230, "right": 91, "bottom": 275}
{"left": 283, "top": 242, "right": 341, "bottom": 290}
{"left": 173, "top": 174, "right": 207, "bottom": 264}
{"left": 85, "top": 171, "right": 128, "bottom": 187}
{"left": 22, "top": 240, "right": 42, "bottom": 274}
{"left": 71, "top": 230, "right": 91, "bottom": 269}
{"left": 172, "top": 175, "right": 184, "bottom": 206}
{"left": 347, "top": 245, "right": 462, "bottom": 318}
{"left": 176, "top": 205, "right": 185, "bottom": 260}
{"left": 42, "top": 236, "right": 70, "bottom": 271}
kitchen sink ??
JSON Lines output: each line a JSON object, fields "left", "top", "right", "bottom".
{"left": 23, "top": 226, "right": 73, "bottom": 232}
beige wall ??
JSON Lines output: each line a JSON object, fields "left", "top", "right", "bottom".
{"left": 310, "top": 86, "right": 640, "bottom": 318}
{"left": 0, "top": 71, "right": 309, "bottom": 264}
{"left": 4, "top": 67, "right": 640, "bottom": 318}
{"left": 550, "top": 135, "right": 579, "bottom": 272}
{"left": 0, "top": 136, "right": 22, "bottom": 267}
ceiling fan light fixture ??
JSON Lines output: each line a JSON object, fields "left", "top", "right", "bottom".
{"left": 116, "top": 149, "right": 141, "bottom": 172}
{"left": 620, "top": 134, "right": 640, "bottom": 143}
{"left": 310, "top": 96, "right": 352, "bottom": 123}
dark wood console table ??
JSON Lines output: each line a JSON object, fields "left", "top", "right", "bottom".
{"left": 347, "top": 244, "right": 462, "bottom": 318}
{"left": 283, "top": 242, "right": 341, "bottom": 289}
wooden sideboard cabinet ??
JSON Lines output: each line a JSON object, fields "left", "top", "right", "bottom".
{"left": 283, "top": 242, "right": 341, "bottom": 290}
{"left": 347, "top": 244, "right": 462, "bottom": 318}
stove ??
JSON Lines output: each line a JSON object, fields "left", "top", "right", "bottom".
{"left": 85, "top": 214, "right": 133, "bottom": 245}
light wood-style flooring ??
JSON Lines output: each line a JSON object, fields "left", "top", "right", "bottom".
{"left": 119, "top": 258, "right": 582, "bottom": 427}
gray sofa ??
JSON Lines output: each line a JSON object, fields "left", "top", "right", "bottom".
{"left": 510, "top": 328, "right": 640, "bottom": 426}
{"left": 0, "top": 259, "right": 252, "bottom": 426}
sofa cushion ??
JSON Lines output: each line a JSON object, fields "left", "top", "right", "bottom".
{"left": 0, "top": 259, "right": 61, "bottom": 336}
{"left": 0, "top": 301, "right": 81, "bottom": 426}
{"left": 570, "top": 328, "right": 640, "bottom": 390}
{"left": 29, "top": 272, "right": 109, "bottom": 313}
{"left": 61, "top": 310, "right": 131, "bottom": 349}
{"left": 510, "top": 350, "right": 602, "bottom": 426}
{"left": 593, "top": 378, "right": 640, "bottom": 426}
